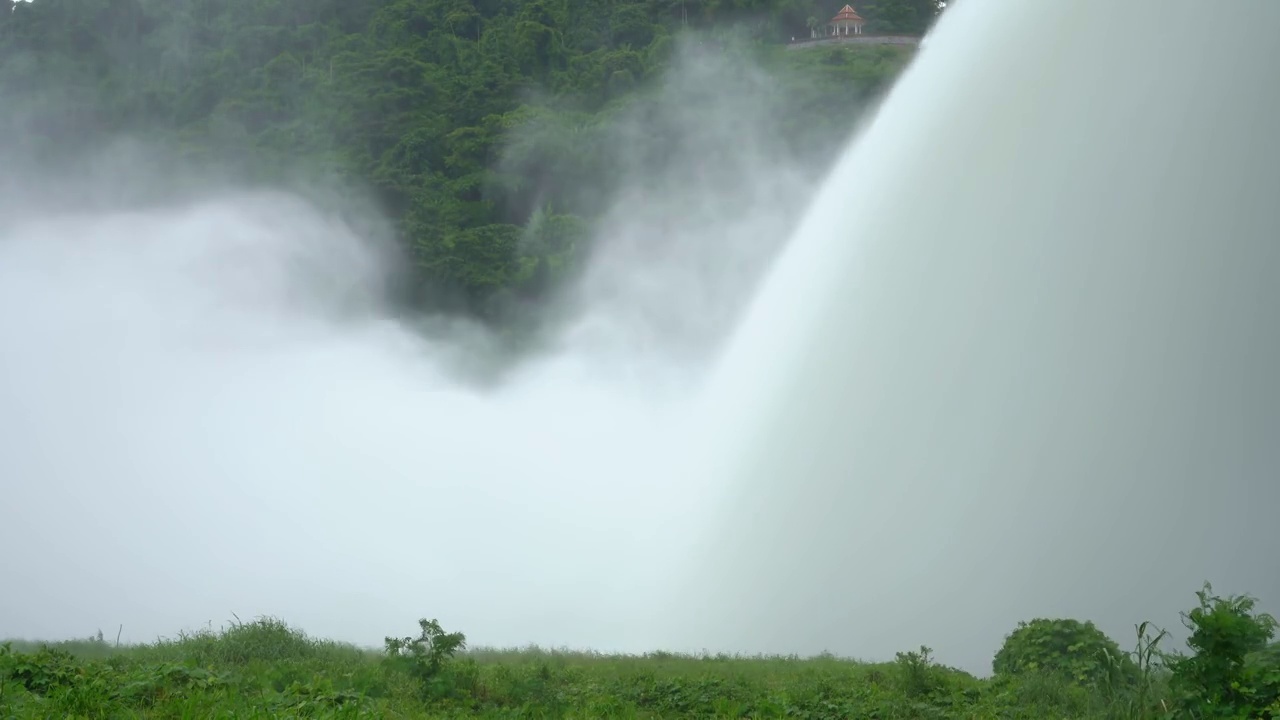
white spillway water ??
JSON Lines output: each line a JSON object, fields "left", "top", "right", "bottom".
{"left": 667, "top": 0, "right": 1280, "bottom": 674}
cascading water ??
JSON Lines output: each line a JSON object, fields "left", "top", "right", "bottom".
{"left": 667, "top": 0, "right": 1280, "bottom": 674}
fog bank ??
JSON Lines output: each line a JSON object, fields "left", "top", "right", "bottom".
{"left": 0, "top": 41, "right": 825, "bottom": 652}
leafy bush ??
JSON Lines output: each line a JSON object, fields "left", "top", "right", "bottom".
{"left": 1166, "top": 582, "right": 1279, "bottom": 718}
{"left": 895, "top": 645, "right": 944, "bottom": 698}
{"left": 384, "top": 618, "right": 475, "bottom": 702}
{"left": 993, "top": 618, "right": 1136, "bottom": 686}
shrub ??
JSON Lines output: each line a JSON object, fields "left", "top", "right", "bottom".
{"left": 895, "top": 645, "right": 942, "bottom": 698}
{"left": 384, "top": 618, "right": 473, "bottom": 702}
{"left": 1166, "top": 582, "right": 1279, "bottom": 718}
{"left": 993, "top": 618, "right": 1135, "bottom": 686}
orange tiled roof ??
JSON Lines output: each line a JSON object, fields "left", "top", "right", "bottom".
{"left": 831, "top": 4, "right": 864, "bottom": 22}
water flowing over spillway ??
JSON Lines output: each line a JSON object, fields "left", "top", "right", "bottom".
{"left": 669, "top": 0, "right": 1280, "bottom": 673}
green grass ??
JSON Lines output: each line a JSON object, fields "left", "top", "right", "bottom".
{"left": 0, "top": 620, "right": 1162, "bottom": 719}
{"left": 3, "top": 583, "right": 1277, "bottom": 718}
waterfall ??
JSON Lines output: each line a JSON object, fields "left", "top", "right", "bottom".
{"left": 668, "top": 0, "right": 1280, "bottom": 674}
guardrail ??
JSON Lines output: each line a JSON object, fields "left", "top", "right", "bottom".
{"left": 785, "top": 35, "right": 921, "bottom": 49}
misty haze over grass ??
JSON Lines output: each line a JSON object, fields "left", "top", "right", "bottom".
{"left": 0, "top": 38, "right": 842, "bottom": 657}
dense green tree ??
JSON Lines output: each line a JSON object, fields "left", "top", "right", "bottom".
{"left": 857, "top": 0, "right": 939, "bottom": 34}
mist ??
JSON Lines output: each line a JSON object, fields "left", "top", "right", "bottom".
{"left": 0, "top": 39, "right": 832, "bottom": 652}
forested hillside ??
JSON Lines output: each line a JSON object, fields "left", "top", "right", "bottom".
{"left": 0, "top": 0, "right": 938, "bottom": 320}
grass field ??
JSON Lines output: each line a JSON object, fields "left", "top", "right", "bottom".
{"left": 2, "top": 584, "right": 1276, "bottom": 718}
